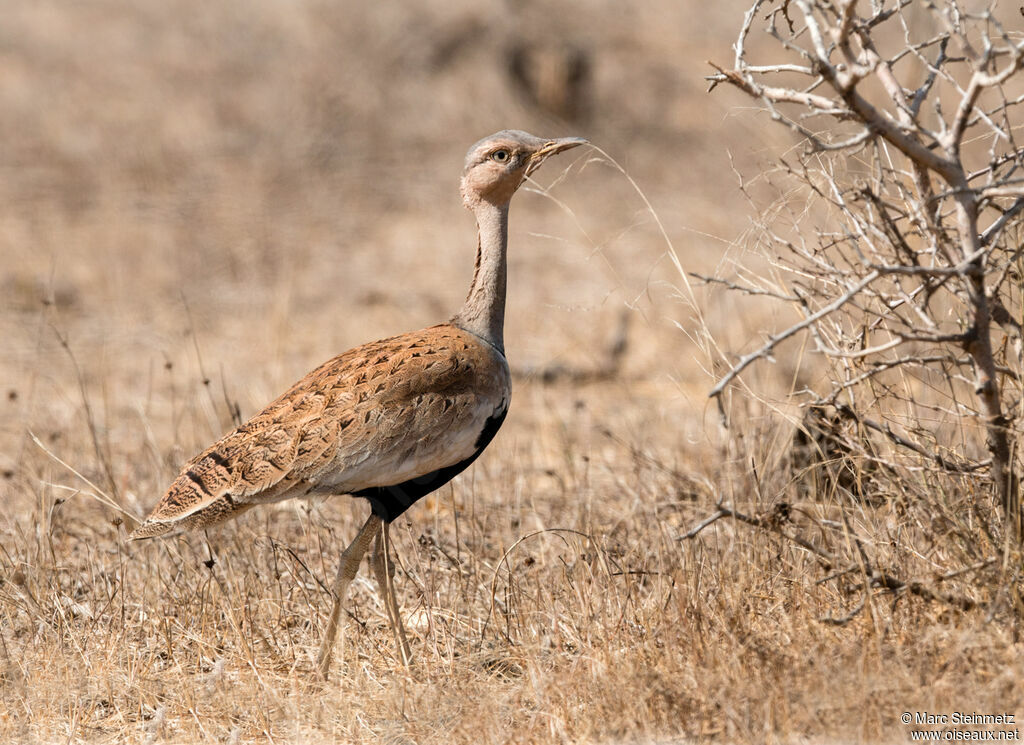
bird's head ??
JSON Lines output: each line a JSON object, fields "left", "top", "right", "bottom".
{"left": 460, "top": 130, "right": 587, "bottom": 209}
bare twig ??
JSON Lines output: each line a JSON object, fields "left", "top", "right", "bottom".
{"left": 709, "top": 270, "right": 880, "bottom": 399}
{"left": 708, "top": 0, "right": 1024, "bottom": 539}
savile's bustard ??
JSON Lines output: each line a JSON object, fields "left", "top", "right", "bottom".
{"left": 130, "top": 131, "right": 586, "bottom": 677}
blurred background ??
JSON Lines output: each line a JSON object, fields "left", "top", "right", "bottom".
{"left": 0, "top": 0, "right": 786, "bottom": 510}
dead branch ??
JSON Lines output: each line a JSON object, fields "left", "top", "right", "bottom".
{"left": 689, "top": 272, "right": 801, "bottom": 302}
{"left": 681, "top": 502, "right": 981, "bottom": 613}
{"left": 709, "top": 270, "right": 881, "bottom": 399}
{"left": 707, "top": 0, "right": 1024, "bottom": 538}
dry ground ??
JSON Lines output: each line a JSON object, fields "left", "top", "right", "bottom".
{"left": 1, "top": 1, "right": 1022, "bottom": 743}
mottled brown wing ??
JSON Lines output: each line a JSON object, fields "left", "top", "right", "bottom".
{"left": 130, "top": 325, "right": 510, "bottom": 538}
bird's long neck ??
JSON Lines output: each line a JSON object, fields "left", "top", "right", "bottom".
{"left": 453, "top": 201, "right": 509, "bottom": 353}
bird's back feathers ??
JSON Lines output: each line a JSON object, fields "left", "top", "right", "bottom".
{"left": 130, "top": 324, "right": 510, "bottom": 538}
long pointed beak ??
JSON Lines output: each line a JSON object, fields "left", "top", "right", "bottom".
{"left": 526, "top": 136, "right": 588, "bottom": 176}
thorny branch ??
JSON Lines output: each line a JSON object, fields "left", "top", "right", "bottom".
{"left": 706, "top": 0, "right": 1024, "bottom": 539}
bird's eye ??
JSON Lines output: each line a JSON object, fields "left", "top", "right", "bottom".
{"left": 491, "top": 149, "right": 511, "bottom": 163}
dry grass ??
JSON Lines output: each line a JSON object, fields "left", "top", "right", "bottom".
{"left": 1, "top": 1, "right": 1023, "bottom": 743}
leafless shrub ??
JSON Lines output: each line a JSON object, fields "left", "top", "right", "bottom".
{"left": 689, "top": 0, "right": 1024, "bottom": 618}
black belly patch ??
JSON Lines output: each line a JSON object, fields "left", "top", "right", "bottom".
{"left": 355, "top": 407, "right": 508, "bottom": 522}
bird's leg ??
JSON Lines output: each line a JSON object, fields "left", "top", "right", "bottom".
{"left": 372, "top": 521, "right": 412, "bottom": 666}
{"left": 316, "top": 513, "right": 381, "bottom": 679}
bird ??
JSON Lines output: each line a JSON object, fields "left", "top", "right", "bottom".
{"left": 130, "top": 130, "right": 587, "bottom": 678}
